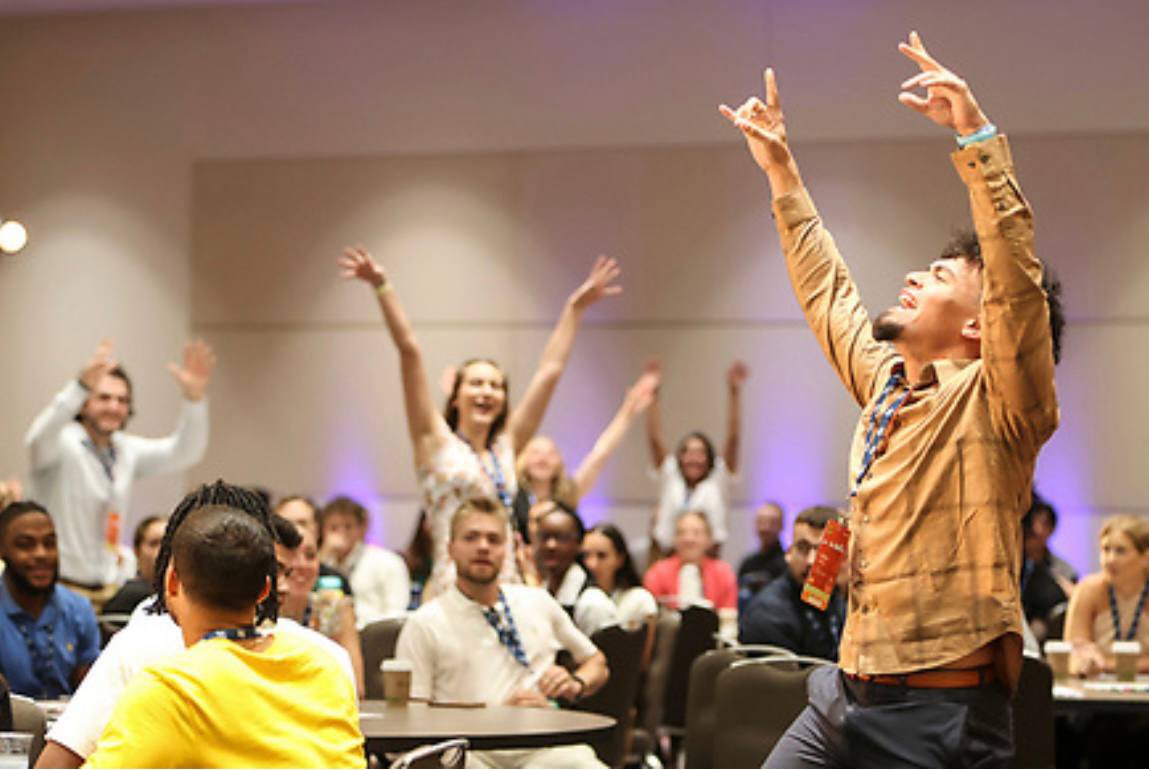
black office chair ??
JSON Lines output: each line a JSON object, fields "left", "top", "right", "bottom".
{"left": 713, "top": 655, "right": 830, "bottom": 768}
{"left": 572, "top": 623, "right": 649, "bottom": 767}
{"left": 628, "top": 610, "right": 680, "bottom": 766}
{"left": 361, "top": 616, "right": 407, "bottom": 699}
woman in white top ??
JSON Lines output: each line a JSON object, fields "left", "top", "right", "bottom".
{"left": 582, "top": 523, "right": 658, "bottom": 629}
{"left": 340, "top": 247, "right": 621, "bottom": 600}
{"left": 645, "top": 359, "right": 748, "bottom": 555}
{"left": 513, "top": 368, "right": 659, "bottom": 544}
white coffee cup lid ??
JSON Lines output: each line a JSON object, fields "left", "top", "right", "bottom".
{"left": 1043, "top": 640, "right": 1072, "bottom": 653}
{"left": 1112, "top": 641, "right": 1142, "bottom": 654}
{"left": 382, "top": 659, "right": 413, "bottom": 672}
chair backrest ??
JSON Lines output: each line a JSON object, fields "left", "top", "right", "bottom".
{"left": 361, "top": 616, "right": 408, "bottom": 699}
{"left": 573, "top": 623, "right": 649, "bottom": 767}
{"left": 11, "top": 695, "right": 46, "bottom": 765}
{"left": 637, "top": 610, "right": 680, "bottom": 737}
{"left": 661, "top": 604, "right": 719, "bottom": 730}
{"left": 389, "top": 737, "right": 468, "bottom": 769}
{"left": 713, "top": 656, "right": 828, "bottom": 768}
{"left": 1010, "top": 654, "right": 1055, "bottom": 768}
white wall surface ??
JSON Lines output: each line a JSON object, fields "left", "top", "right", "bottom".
{"left": 1, "top": 0, "right": 1147, "bottom": 572}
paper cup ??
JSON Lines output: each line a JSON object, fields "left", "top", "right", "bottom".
{"left": 1112, "top": 641, "right": 1141, "bottom": 682}
{"left": 1043, "top": 640, "right": 1072, "bottom": 682}
{"left": 382, "top": 659, "right": 413, "bottom": 705}
{"left": 0, "top": 732, "right": 34, "bottom": 770}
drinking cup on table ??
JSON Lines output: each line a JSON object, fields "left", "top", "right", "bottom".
{"left": 382, "top": 659, "right": 413, "bottom": 705}
{"left": 1112, "top": 641, "right": 1141, "bottom": 682}
{"left": 0, "top": 732, "right": 34, "bottom": 769}
{"left": 1043, "top": 640, "right": 1072, "bottom": 682}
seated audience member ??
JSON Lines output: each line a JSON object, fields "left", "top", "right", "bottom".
{"left": 276, "top": 495, "right": 353, "bottom": 595}
{"left": 736, "top": 501, "right": 787, "bottom": 606}
{"left": 83, "top": 492, "right": 364, "bottom": 768}
{"left": 1021, "top": 511, "right": 1069, "bottom": 642}
{"left": 1027, "top": 491, "right": 1078, "bottom": 584}
{"left": 533, "top": 503, "right": 618, "bottom": 635}
{"left": 102, "top": 515, "right": 167, "bottom": 615}
{"left": 581, "top": 523, "right": 657, "bottom": 629}
{"left": 0, "top": 501, "right": 99, "bottom": 698}
{"left": 738, "top": 506, "right": 845, "bottom": 660}
{"left": 36, "top": 483, "right": 356, "bottom": 769}
{"left": 397, "top": 497, "right": 608, "bottom": 769}
{"left": 1066, "top": 514, "right": 1149, "bottom": 677}
{"left": 272, "top": 515, "right": 365, "bottom": 696}
{"left": 643, "top": 510, "right": 737, "bottom": 610}
{"left": 320, "top": 496, "right": 409, "bottom": 625}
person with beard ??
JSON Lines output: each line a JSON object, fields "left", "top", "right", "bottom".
{"left": 24, "top": 339, "right": 214, "bottom": 605}
{"left": 533, "top": 503, "right": 618, "bottom": 636}
{"left": 720, "top": 31, "right": 1062, "bottom": 767}
{"left": 0, "top": 501, "right": 100, "bottom": 698}
{"left": 739, "top": 506, "right": 845, "bottom": 661}
{"left": 397, "top": 497, "right": 608, "bottom": 769}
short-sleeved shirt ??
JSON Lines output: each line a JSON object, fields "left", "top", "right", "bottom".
{"left": 651, "top": 455, "right": 732, "bottom": 551}
{"left": 83, "top": 632, "right": 365, "bottom": 768}
{"left": 397, "top": 583, "right": 598, "bottom": 705}
{"left": 0, "top": 581, "right": 100, "bottom": 698}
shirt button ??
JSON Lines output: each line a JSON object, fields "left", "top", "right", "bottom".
{"left": 860, "top": 559, "right": 868, "bottom": 569}
{"left": 862, "top": 515, "right": 871, "bottom": 524}
{"left": 979, "top": 154, "right": 991, "bottom": 164}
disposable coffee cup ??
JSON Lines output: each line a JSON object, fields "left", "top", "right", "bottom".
{"left": 1043, "top": 640, "right": 1072, "bottom": 682}
{"left": 0, "top": 732, "right": 34, "bottom": 769}
{"left": 382, "top": 659, "right": 413, "bottom": 705}
{"left": 1112, "top": 641, "right": 1141, "bottom": 682}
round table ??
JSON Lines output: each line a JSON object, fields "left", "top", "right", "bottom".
{"left": 359, "top": 699, "right": 615, "bottom": 754}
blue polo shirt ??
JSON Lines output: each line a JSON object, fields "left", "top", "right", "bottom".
{"left": 0, "top": 580, "right": 101, "bottom": 698}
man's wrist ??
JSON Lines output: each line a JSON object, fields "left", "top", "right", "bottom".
{"left": 955, "top": 122, "right": 998, "bottom": 148}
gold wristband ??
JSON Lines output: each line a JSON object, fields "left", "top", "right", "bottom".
{"left": 375, "top": 281, "right": 393, "bottom": 296}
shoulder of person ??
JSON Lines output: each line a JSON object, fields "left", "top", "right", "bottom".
{"left": 55, "top": 584, "right": 99, "bottom": 618}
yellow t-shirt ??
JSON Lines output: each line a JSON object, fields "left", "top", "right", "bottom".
{"left": 84, "top": 632, "right": 365, "bottom": 768}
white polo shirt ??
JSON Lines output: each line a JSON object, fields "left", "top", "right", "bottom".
{"left": 552, "top": 563, "right": 619, "bottom": 636}
{"left": 47, "top": 607, "right": 354, "bottom": 760}
{"left": 331, "top": 542, "right": 411, "bottom": 627}
{"left": 397, "top": 583, "right": 598, "bottom": 705}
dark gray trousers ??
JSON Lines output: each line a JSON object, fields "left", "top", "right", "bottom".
{"left": 763, "top": 667, "right": 1013, "bottom": 768}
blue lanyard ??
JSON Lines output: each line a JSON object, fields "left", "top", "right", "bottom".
{"left": 1108, "top": 579, "right": 1149, "bottom": 642}
{"left": 461, "top": 436, "right": 513, "bottom": 510}
{"left": 481, "top": 590, "right": 530, "bottom": 668}
{"left": 202, "top": 625, "right": 262, "bottom": 642}
{"left": 850, "top": 371, "right": 912, "bottom": 498}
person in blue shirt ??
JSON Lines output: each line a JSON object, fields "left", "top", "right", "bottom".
{"left": 0, "top": 501, "right": 100, "bottom": 698}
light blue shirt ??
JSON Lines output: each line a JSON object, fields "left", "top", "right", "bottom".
{"left": 0, "top": 580, "right": 100, "bottom": 698}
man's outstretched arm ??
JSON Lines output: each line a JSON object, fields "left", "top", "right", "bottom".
{"left": 720, "top": 72, "right": 895, "bottom": 407}
{"left": 898, "top": 32, "right": 1058, "bottom": 441}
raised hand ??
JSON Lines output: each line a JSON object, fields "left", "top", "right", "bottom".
{"left": 79, "top": 339, "right": 117, "bottom": 390}
{"left": 338, "top": 245, "right": 387, "bottom": 289}
{"left": 168, "top": 339, "right": 216, "bottom": 402}
{"left": 569, "top": 255, "right": 623, "bottom": 312}
{"left": 897, "top": 31, "right": 989, "bottom": 135}
{"left": 726, "top": 360, "right": 750, "bottom": 390}
{"left": 718, "top": 68, "right": 794, "bottom": 174}
{"left": 625, "top": 368, "right": 661, "bottom": 414}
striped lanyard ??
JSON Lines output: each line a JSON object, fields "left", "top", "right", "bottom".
{"left": 1108, "top": 579, "right": 1149, "bottom": 641}
{"left": 850, "top": 370, "right": 912, "bottom": 499}
{"left": 481, "top": 590, "right": 530, "bottom": 668}
{"left": 461, "top": 436, "right": 513, "bottom": 510}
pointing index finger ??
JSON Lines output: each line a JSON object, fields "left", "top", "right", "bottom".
{"left": 764, "top": 67, "right": 780, "bottom": 108}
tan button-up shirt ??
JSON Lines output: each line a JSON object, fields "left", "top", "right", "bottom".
{"left": 772, "top": 135, "right": 1059, "bottom": 677}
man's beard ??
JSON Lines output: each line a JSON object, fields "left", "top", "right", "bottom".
{"left": 457, "top": 562, "right": 500, "bottom": 586}
{"left": 872, "top": 310, "right": 903, "bottom": 342}
{"left": 3, "top": 560, "right": 57, "bottom": 596}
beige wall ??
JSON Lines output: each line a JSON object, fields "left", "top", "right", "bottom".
{"left": 1, "top": 0, "right": 1147, "bottom": 570}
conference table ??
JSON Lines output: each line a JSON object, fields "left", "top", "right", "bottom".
{"left": 359, "top": 699, "right": 616, "bottom": 754}
{"left": 1053, "top": 676, "right": 1149, "bottom": 715}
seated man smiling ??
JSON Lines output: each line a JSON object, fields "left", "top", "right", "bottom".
{"left": 83, "top": 486, "right": 365, "bottom": 769}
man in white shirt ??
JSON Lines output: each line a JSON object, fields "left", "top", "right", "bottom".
{"left": 397, "top": 497, "right": 609, "bottom": 769}
{"left": 533, "top": 503, "right": 618, "bottom": 636}
{"left": 320, "top": 495, "right": 410, "bottom": 625}
{"left": 24, "top": 339, "right": 214, "bottom": 602}
{"left": 34, "top": 482, "right": 355, "bottom": 769}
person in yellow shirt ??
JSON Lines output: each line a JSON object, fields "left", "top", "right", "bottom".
{"left": 84, "top": 483, "right": 365, "bottom": 768}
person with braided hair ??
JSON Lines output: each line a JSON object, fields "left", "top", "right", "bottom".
{"left": 35, "top": 481, "right": 356, "bottom": 769}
